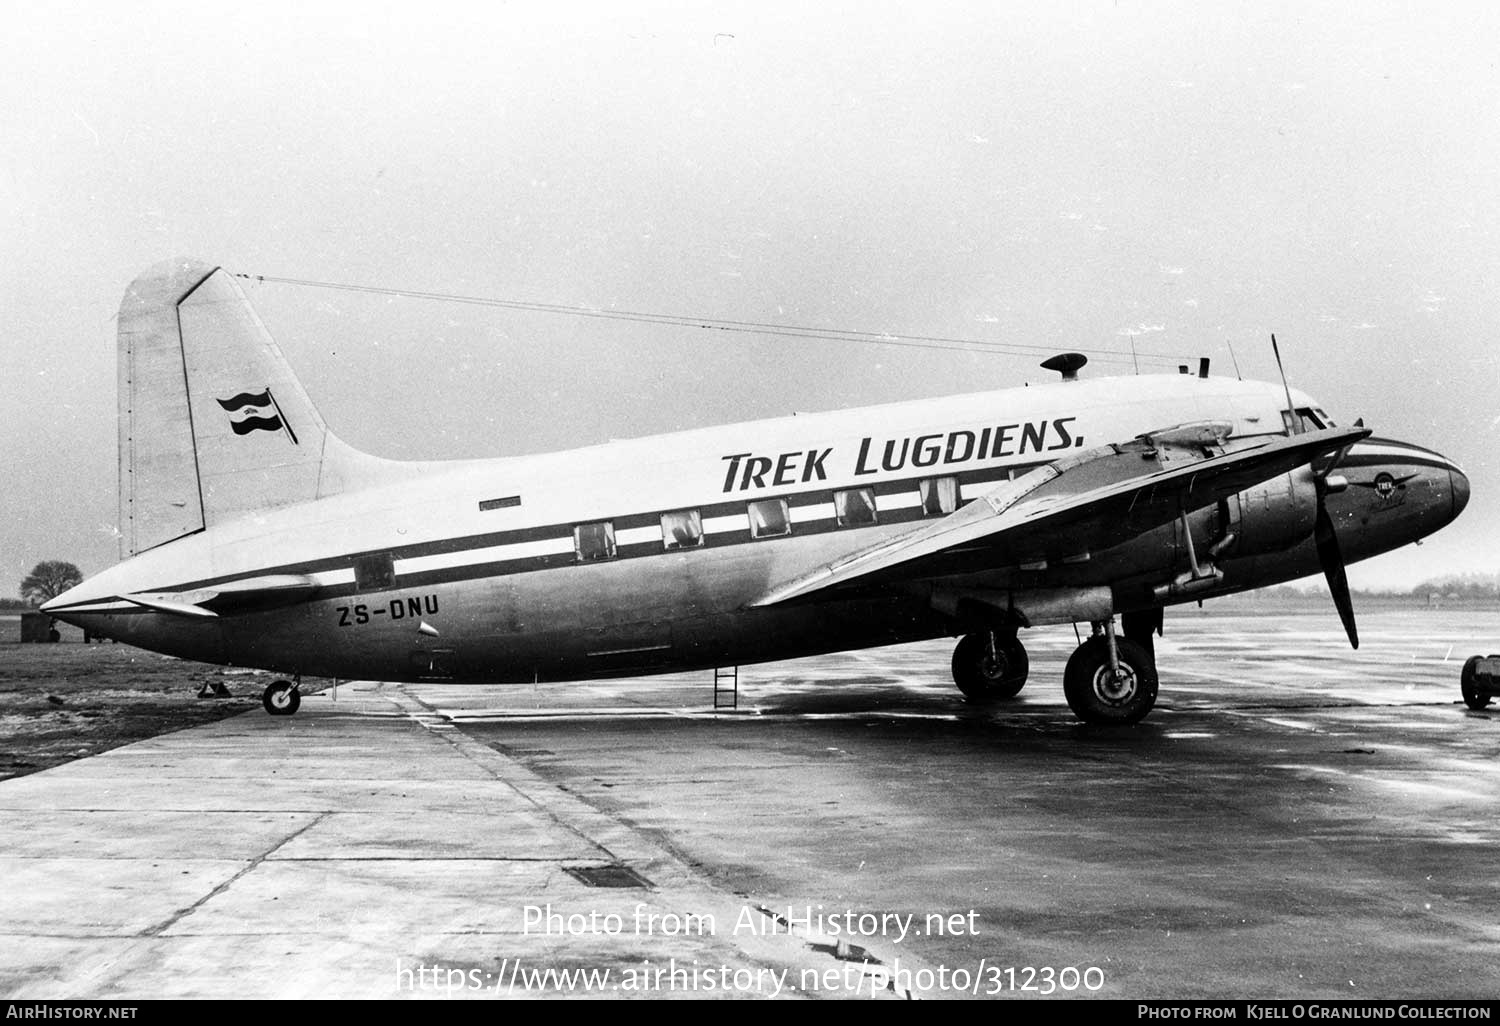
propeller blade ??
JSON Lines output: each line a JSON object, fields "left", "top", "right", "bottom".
{"left": 1315, "top": 503, "right": 1358, "bottom": 649}
{"left": 1268, "top": 332, "right": 1355, "bottom": 646}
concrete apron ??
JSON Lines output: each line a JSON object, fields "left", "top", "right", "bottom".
{"left": 0, "top": 684, "right": 918, "bottom": 1000}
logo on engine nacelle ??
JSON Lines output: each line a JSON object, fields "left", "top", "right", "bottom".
{"left": 1355, "top": 471, "right": 1416, "bottom": 510}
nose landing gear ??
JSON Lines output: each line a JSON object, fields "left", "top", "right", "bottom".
{"left": 1063, "top": 619, "right": 1158, "bottom": 724}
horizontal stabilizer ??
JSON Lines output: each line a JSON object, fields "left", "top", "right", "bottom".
{"left": 121, "top": 593, "right": 220, "bottom": 618}
{"left": 752, "top": 425, "right": 1370, "bottom": 607}
{"left": 200, "top": 574, "right": 321, "bottom": 614}
{"left": 120, "top": 574, "right": 320, "bottom": 618}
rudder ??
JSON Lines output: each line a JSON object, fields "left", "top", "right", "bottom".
{"left": 117, "top": 257, "right": 383, "bottom": 557}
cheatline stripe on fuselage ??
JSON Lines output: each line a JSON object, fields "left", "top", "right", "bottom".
{"left": 1336, "top": 454, "right": 1456, "bottom": 472}
{"left": 1338, "top": 437, "right": 1460, "bottom": 474}
{"left": 57, "top": 460, "right": 1051, "bottom": 608}
{"left": 57, "top": 435, "right": 1452, "bottom": 611}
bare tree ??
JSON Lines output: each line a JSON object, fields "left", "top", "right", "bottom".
{"left": 20, "top": 561, "right": 82, "bottom": 606}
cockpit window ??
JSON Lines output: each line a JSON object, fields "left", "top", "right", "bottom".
{"left": 1282, "top": 407, "right": 1327, "bottom": 433}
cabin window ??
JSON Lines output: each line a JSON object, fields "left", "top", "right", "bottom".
{"left": 573, "top": 520, "right": 617, "bottom": 562}
{"left": 353, "top": 552, "right": 395, "bottom": 591}
{"left": 919, "top": 476, "right": 960, "bottom": 516}
{"left": 747, "top": 497, "right": 791, "bottom": 539}
{"left": 834, "top": 487, "right": 878, "bottom": 526}
{"left": 660, "top": 509, "right": 704, "bottom": 549}
{"left": 478, "top": 495, "right": 521, "bottom": 512}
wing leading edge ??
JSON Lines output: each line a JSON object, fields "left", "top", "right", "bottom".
{"left": 750, "top": 425, "right": 1371, "bottom": 607}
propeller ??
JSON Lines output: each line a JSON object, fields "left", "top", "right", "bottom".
{"left": 1314, "top": 478, "right": 1358, "bottom": 649}
{"left": 1273, "top": 334, "right": 1360, "bottom": 649}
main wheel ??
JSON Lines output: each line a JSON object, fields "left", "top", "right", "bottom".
{"left": 1461, "top": 656, "right": 1492, "bottom": 710}
{"left": 1063, "top": 636, "right": 1158, "bottom": 724}
{"left": 262, "top": 680, "right": 301, "bottom": 716}
{"left": 952, "top": 632, "right": 1029, "bottom": 702}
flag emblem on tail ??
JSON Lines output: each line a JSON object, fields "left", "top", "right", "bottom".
{"left": 216, "top": 389, "right": 299, "bottom": 444}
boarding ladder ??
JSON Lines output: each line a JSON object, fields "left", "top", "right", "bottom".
{"left": 713, "top": 665, "right": 739, "bottom": 710}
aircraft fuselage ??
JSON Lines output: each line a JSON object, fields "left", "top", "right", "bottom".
{"left": 47, "top": 373, "right": 1467, "bottom": 684}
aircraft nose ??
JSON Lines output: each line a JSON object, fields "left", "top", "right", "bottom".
{"left": 1450, "top": 467, "right": 1470, "bottom": 521}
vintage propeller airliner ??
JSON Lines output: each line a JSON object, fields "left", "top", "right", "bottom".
{"left": 45, "top": 259, "right": 1470, "bottom": 723}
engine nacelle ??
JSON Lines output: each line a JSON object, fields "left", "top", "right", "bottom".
{"left": 1220, "top": 467, "right": 1319, "bottom": 558}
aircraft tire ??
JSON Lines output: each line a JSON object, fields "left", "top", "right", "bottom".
{"left": 1460, "top": 656, "right": 1491, "bottom": 710}
{"left": 1063, "top": 636, "right": 1157, "bottom": 724}
{"left": 263, "top": 680, "right": 301, "bottom": 716}
{"left": 951, "top": 632, "right": 1028, "bottom": 702}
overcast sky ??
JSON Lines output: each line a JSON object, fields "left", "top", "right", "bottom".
{"left": 2, "top": 0, "right": 1497, "bottom": 600}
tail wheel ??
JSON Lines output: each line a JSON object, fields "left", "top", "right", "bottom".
{"left": 263, "top": 680, "right": 301, "bottom": 716}
{"left": 1461, "top": 656, "right": 1492, "bottom": 710}
{"left": 1064, "top": 636, "right": 1158, "bottom": 724}
{"left": 952, "top": 632, "right": 1029, "bottom": 702}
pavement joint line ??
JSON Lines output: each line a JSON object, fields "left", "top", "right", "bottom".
{"left": 378, "top": 683, "right": 931, "bottom": 997}
{"left": 137, "top": 811, "right": 331, "bottom": 937}
{"left": 378, "top": 684, "right": 618, "bottom": 863}
{"left": 3, "top": 854, "right": 619, "bottom": 864}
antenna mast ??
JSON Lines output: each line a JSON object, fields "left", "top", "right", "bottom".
{"left": 1270, "top": 334, "right": 1298, "bottom": 435}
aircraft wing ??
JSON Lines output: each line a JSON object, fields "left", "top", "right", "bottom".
{"left": 751, "top": 425, "right": 1370, "bottom": 607}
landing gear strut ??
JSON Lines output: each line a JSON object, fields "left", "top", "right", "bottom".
{"left": 951, "top": 630, "right": 1029, "bottom": 702}
{"left": 1064, "top": 619, "right": 1158, "bottom": 724}
{"left": 1121, "top": 607, "right": 1163, "bottom": 663}
{"left": 262, "top": 679, "right": 301, "bottom": 716}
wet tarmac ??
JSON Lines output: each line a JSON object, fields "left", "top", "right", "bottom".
{"left": 1, "top": 609, "right": 1496, "bottom": 999}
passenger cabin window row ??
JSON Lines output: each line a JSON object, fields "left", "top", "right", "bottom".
{"left": 570, "top": 475, "right": 963, "bottom": 561}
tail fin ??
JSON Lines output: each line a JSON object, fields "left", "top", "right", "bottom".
{"left": 117, "top": 258, "right": 393, "bottom": 557}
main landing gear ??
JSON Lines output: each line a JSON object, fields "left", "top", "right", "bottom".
{"left": 262, "top": 679, "right": 301, "bottom": 716}
{"left": 950, "top": 618, "right": 1160, "bottom": 724}
{"left": 951, "top": 629, "right": 1029, "bottom": 702}
{"left": 1063, "top": 619, "right": 1158, "bottom": 725}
